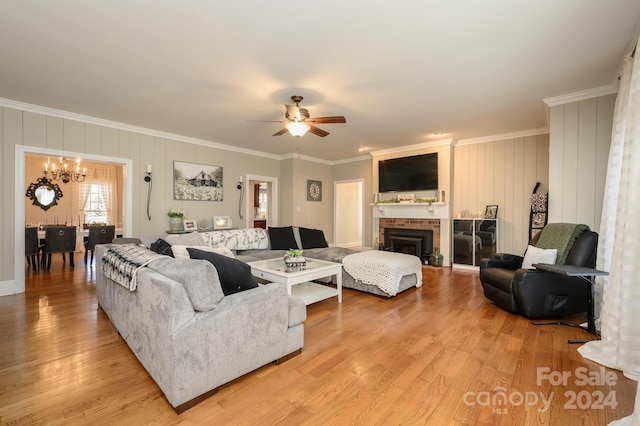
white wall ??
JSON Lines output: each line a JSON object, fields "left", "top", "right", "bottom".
{"left": 548, "top": 94, "right": 615, "bottom": 231}
{"left": 453, "top": 134, "right": 549, "bottom": 255}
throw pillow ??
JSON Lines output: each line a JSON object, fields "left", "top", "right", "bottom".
{"left": 171, "top": 245, "right": 235, "bottom": 260}
{"left": 187, "top": 248, "right": 259, "bottom": 295}
{"left": 165, "top": 232, "right": 207, "bottom": 247}
{"left": 521, "top": 245, "right": 557, "bottom": 269}
{"left": 299, "top": 227, "right": 329, "bottom": 249}
{"left": 268, "top": 226, "right": 299, "bottom": 250}
{"left": 149, "top": 239, "right": 174, "bottom": 257}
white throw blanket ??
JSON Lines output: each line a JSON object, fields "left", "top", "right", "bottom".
{"left": 342, "top": 251, "right": 423, "bottom": 296}
{"left": 101, "top": 245, "right": 163, "bottom": 291}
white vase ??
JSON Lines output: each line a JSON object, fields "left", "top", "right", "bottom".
{"left": 169, "top": 217, "right": 183, "bottom": 232}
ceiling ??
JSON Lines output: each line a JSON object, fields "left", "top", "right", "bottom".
{"left": 1, "top": 2, "right": 639, "bottom": 162}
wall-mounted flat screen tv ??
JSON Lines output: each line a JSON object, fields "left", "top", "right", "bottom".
{"left": 378, "top": 153, "right": 438, "bottom": 193}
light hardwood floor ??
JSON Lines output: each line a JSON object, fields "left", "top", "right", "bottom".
{"left": 0, "top": 257, "right": 636, "bottom": 425}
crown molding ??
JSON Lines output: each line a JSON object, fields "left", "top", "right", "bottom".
{"left": 454, "top": 128, "right": 549, "bottom": 146}
{"left": 0, "top": 97, "right": 285, "bottom": 161}
{"left": 369, "top": 138, "right": 455, "bottom": 157}
{"left": 543, "top": 84, "right": 618, "bottom": 108}
{"left": 0, "top": 97, "right": 376, "bottom": 166}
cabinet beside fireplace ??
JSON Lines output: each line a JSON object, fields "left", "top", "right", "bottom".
{"left": 452, "top": 218, "right": 498, "bottom": 270}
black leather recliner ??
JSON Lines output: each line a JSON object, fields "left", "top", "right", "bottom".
{"left": 479, "top": 229, "right": 598, "bottom": 318}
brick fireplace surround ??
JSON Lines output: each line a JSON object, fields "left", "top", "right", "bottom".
{"left": 378, "top": 218, "right": 441, "bottom": 252}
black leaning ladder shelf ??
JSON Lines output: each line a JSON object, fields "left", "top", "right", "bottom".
{"left": 529, "top": 182, "right": 548, "bottom": 241}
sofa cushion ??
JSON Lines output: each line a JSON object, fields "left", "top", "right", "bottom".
{"left": 187, "top": 248, "right": 259, "bottom": 295}
{"left": 521, "top": 245, "right": 557, "bottom": 269}
{"left": 147, "top": 257, "right": 225, "bottom": 312}
{"left": 165, "top": 232, "right": 207, "bottom": 247}
{"left": 140, "top": 233, "right": 168, "bottom": 249}
{"left": 150, "top": 238, "right": 174, "bottom": 257}
{"left": 299, "top": 227, "right": 328, "bottom": 249}
{"left": 171, "top": 244, "right": 235, "bottom": 260}
{"left": 268, "top": 226, "right": 299, "bottom": 250}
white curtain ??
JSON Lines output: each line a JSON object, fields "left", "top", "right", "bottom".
{"left": 94, "top": 164, "right": 118, "bottom": 225}
{"left": 578, "top": 46, "right": 640, "bottom": 424}
{"left": 72, "top": 163, "right": 118, "bottom": 225}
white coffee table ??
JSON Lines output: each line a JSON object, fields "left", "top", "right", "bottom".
{"left": 247, "top": 257, "right": 342, "bottom": 305}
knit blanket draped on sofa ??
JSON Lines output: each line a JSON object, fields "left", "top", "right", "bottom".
{"left": 101, "top": 245, "right": 163, "bottom": 291}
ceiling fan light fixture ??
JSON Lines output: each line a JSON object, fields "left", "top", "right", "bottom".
{"left": 286, "top": 120, "right": 310, "bottom": 137}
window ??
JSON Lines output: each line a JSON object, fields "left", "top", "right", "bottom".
{"left": 84, "top": 183, "right": 107, "bottom": 224}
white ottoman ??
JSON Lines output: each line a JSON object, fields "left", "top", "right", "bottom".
{"left": 342, "top": 250, "right": 423, "bottom": 296}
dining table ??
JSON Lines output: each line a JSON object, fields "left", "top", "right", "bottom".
{"left": 36, "top": 227, "right": 124, "bottom": 252}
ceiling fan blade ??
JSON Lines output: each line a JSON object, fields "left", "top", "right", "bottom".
{"left": 272, "top": 128, "right": 288, "bottom": 136}
{"left": 308, "top": 125, "right": 329, "bottom": 137}
{"left": 285, "top": 104, "right": 301, "bottom": 121}
{"left": 306, "top": 116, "right": 347, "bottom": 124}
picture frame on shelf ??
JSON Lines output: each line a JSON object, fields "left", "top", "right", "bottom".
{"left": 183, "top": 219, "right": 197, "bottom": 231}
{"left": 213, "top": 215, "right": 232, "bottom": 229}
{"left": 484, "top": 205, "right": 498, "bottom": 219}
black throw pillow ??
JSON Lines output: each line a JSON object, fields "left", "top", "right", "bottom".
{"left": 299, "top": 227, "right": 329, "bottom": 249}
{"left": 268, "top": 226, "right": 299, "bottom": 250}
{"left": 187, "top": 248, "right": 259, "bottom": 295}
{"left": 150, "top": 239, "right": 174, "bottom": 257}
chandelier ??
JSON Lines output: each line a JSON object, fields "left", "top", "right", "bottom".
{"left": 44, "top": 157, "right": 86, "bottom": 184}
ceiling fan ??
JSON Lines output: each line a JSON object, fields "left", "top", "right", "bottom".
{"left": 254, "top": 95, "right": 346, "bottom": 137}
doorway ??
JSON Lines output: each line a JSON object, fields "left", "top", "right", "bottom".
{"left": 334, "top": 179, "right": 363, "bottom": 249}
{"left": 14, "top": 145, "right": 132, "bottom": 295}
{"left": 244, "top": 174, "right": 278, "bottom": 229}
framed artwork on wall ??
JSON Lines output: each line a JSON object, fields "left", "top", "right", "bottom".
{"left": 307, "top": 180, "right": 322, "bottom": 202}
{"left": 173, "top": 161, "right": 223, "bottom": 201}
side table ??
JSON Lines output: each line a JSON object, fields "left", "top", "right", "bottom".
{"left": 532, "top": 263, "right": 608, "bottom": 343}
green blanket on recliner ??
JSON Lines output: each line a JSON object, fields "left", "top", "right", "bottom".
{"left": 535, "top": 223, "right": 590, "bottom": 265}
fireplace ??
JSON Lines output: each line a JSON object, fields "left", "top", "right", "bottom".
{"left": 384, "top": 228, "right": 433, "bottom": 261}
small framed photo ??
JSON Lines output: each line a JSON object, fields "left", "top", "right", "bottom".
{"left": 213, "top": 215, "right": 232, "bottom": 229}
{"left": 484, "top": 205, "right": 498, "bottom": 219}
{"left": 183, "top": 219, "right": 197, "bottom": 231}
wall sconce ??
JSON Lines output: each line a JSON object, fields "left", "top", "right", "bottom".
{"left": 144, "top": 165, "right": 152, "bottom": 220}
{"left": 237, "top": 175, "right": 244, "bottom": 220}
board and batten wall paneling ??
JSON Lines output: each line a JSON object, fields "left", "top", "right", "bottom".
{"left": 1, "top": 104, "right": 283, "bottom": 289}
{"left": 453, "top": 134, "right": 549, "bottom": 256}
{"left": 548, "top": 94, "right": 615, "bottom": 232}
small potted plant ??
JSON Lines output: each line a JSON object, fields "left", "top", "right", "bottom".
{"left": 168, "top": 207, "right": 185, "bottom": 232}
{"left": 284, "top": 248, "right": 306, "bottom": 267}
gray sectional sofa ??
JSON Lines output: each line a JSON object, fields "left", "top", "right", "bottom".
{"left": 161, "top": 226, "right": 420, "bottom": 297}
{"left": 95, "top": 244, "right": 306, "bottom": 413}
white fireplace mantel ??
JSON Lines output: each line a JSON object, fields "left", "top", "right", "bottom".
{"left": 371, "top": 202, "right": 449, "bottom": 219}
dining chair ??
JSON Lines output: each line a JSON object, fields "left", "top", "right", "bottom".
{"left": 84, "top": 225, "right": 116, "bottom": 264}
{"left": 43, "top": 226, "right": 77, "bottom": 270}
{"left": 25, "top": 226, "right": 40, "bottom": 272}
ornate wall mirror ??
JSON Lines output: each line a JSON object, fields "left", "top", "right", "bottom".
{"left": 25, "top": 176, "right": 63, "bottom": 211}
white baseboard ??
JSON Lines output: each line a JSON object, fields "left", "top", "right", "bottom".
{"left": 0, "top": 279, "right": 22, "bottom": 297}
